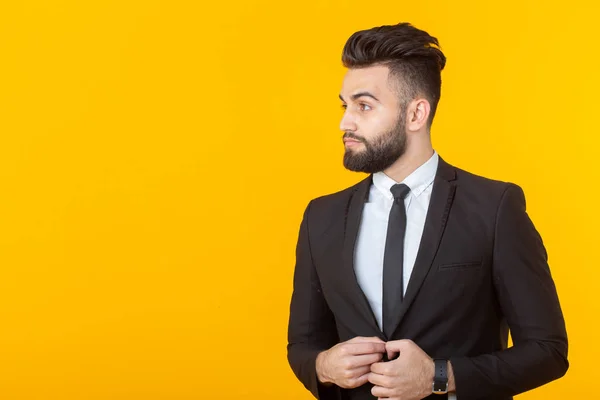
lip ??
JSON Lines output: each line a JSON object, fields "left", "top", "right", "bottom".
{"left": 343, "top": 139, "right": 362, "bottom": 146}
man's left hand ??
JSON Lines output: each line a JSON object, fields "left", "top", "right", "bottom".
{"left": 368, "top": 339, "right": 434, "bottom": 400}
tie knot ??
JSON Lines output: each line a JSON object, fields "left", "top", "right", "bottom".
{"left": 390, "top": 183, "right": 411, "bottom": 201}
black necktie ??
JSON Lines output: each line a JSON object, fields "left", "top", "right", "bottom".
{"left": 382, "top": 183, "right": 411, "bottom": 338}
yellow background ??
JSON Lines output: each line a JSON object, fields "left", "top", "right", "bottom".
{"left": 0, "top": 1, "right": 597, "bottom": 399}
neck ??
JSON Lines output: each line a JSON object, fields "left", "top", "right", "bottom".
{"left": 382, "top": 142, "right": 435, "bottom": 183}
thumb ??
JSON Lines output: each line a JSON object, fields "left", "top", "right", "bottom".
{"left": 385, "top": 339, "right": 410, "bottom": 353}
{"left": 350, "top": 336, "right": 385, "bottom": 344}
{"left": 385, "top": 340, "right": 406, "bottom": 361}
{"left": 387, "top": 348, "right": 400, "bottom": 361}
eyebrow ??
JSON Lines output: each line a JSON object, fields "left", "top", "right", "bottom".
{"left": 339, "top": 91, "right": 381, "bottom": 103}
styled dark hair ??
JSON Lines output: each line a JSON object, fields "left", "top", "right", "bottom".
{"left": 342, "top": 22, "right": 446, "bottom": 126}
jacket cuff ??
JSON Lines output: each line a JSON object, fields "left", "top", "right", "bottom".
{"left": 307, "top": 349, "right": 341, "bottom": 400}
{"left": 449, "top": 356, "right": 484, "bottom": 400}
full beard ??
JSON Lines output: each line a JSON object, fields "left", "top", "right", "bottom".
{"left": 343, "top": 116, "right": 407, "bottom": 174}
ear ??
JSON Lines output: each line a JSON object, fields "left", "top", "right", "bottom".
{"left": 405, "top": 98, "right": 431, "bottom": 132}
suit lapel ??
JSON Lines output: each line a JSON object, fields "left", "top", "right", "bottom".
{"left": 387, "top": 157, "right": 457, "bottom": 338}
{"left": 341, "top": 174, "right": 383, "bottom": 334}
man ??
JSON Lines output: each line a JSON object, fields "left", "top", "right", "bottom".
{"left": 286, "top": 22, "right": 568, "bottom": 400}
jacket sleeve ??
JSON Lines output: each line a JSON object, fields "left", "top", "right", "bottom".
{"left": 450, "top": 183, "right": 569, "bottom": 399}
{"left": 287, "top": 201, "right": 341, "bottom": 399}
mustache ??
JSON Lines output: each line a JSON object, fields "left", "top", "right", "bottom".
{"left": 342, "top": 132, "right": 367, "bottom": 143}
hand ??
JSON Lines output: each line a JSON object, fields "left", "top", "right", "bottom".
{"left": 368, "top": 339, "right": 434, "bottom": 400}
{"left": 316, "top": 336, "right": 386, "bottom": 389}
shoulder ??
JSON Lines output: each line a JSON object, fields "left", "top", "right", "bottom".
{"left": 443, "top": 159, "right": 527, "bottom": 215}
{"left": 450, "top": 161, "right": 522, "bottom": 198}
{"left": 304, "top": 175, "right": 370, "bottom": 218}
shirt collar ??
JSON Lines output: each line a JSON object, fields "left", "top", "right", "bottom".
{"left": 372, "top": 151, "right": 439, "bottom": 200}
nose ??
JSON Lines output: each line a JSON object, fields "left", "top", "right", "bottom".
{"left": 339, "top": 110, "right": 357, "bottom": 132}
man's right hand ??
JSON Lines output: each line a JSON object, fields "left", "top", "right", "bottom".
{"left": 316, "top": 336, "right": 386, "bottom": 389}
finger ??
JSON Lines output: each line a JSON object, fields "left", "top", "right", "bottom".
{"left": 367, "top": 371, "right": 389, "bottom": 387}
{"left": 385, "top": 339, "right": 413, "bottom": 353}
{"left": 386, "top": 349, "right": 399, "bottom": 361}
{"left": 349, "top": 336, "right": 385, "bottom": 344}
{"left": 371, "top": 385, "right": 394, "bottom": 398}
{"left": 346, "top": 342, "right": 387, "bottom": 355}
{"left": 347, "top": 370, "right": 370, "bottom": 388}
{"left": 346, "top": 365, "right": 370, "bottom": 380}
{"left": 370, "top": 361, "right": 392, "bottom": 375}
{"left": 347, "top": 352, "right": 384, "bottom": 368}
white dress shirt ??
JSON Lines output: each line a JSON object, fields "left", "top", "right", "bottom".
{"left": 354, "top": 151, "right": 457, "bottom": 399}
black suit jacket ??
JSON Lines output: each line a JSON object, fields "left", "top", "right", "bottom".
{"left": 286, "top": 156, "right": 568, "bottom": 400}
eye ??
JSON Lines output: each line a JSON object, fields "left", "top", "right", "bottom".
{"left": 340, "top": 104, "right": 347, "bottom": 110}
{"left": 359, "top": 103, "right": 372, "bottom": 111}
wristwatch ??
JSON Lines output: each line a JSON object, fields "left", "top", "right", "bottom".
{"left": 432, "top": 359, "right": 449, "bottom": 394}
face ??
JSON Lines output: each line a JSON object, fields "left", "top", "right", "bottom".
{"left": 339, "top": 65, "right": 407, "bottom": 173}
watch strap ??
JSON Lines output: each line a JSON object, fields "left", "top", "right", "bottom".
{"left": 433, "top": 359, "right": 449, "bottom": 394}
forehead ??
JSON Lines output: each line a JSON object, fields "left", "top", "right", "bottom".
{"left": 340, "top": 64, "right": 394, "bottom": 100}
